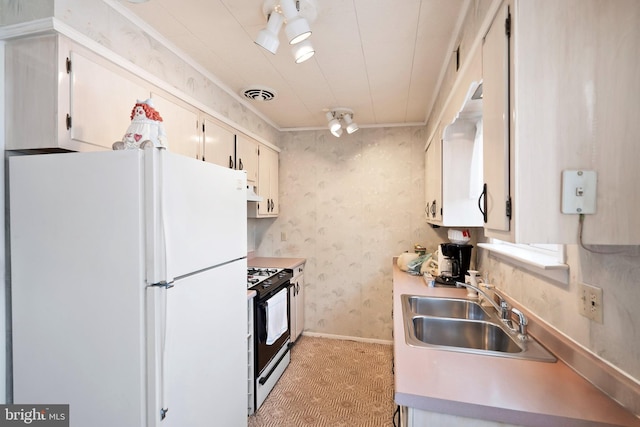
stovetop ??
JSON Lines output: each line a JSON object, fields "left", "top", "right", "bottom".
{"left": 247, "top": 268, "right": 292, "bottom": 299}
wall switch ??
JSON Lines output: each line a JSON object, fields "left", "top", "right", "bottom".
{"left": 578, "top": 283, "right": 603, "bottom": 323}
{"left": 281, "top": 231, "right": 287, "bottom": 241}
{"left": 562, "top": 170, "right": 597, "bottom": 214}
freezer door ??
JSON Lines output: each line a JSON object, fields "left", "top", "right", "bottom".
{"left": 146, "top": 260, "right": 247, "bottom": 427}
{"left": 145, "top": 149, "right": 248, "bottom": 285}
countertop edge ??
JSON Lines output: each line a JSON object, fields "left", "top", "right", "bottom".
{"left": 248, "top": 256, "right": 306, "bottom": 270}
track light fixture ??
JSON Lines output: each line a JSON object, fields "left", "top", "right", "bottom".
{"left": 325, "top": 108, "right": 359, "bottom": 138}
{"left": 255, "top": 12, "right": 284, "bottom": 54}
{"left": 280, "top": 0, "right": 312, "bottom": 44}
{"left": 293, "top": 39, "right": 315, "bottom": 63}
{"left": 255, "top": 0, "right": 317, "bottom": 63}
{"left": 342, "top": 113, "right": 359, "bottom": 134}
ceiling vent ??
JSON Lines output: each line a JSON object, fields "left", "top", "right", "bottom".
{"left": 242, "top": 86, "right": 277, "bottom": 102}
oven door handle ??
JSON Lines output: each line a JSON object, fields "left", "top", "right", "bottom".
{"left": 258, "top": 342, "right": 291, "bottom": 385}
{"left": 256, "top": 301, "right": 268, "bottom": 344}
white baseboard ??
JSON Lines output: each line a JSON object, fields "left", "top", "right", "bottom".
{"left": 301, "top": 331, "right": 392, "bottom": 346}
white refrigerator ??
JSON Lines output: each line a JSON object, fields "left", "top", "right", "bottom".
{"left": 9, "top": 148, "right": 248, "bottom": 427}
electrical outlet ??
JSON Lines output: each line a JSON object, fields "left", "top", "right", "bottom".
{"left": 281, "top": 231, "right": 287, "bottom": 241}
{"left": 578, "top": 283, "right": 603, "bottom": 323}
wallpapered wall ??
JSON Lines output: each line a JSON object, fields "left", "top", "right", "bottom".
{"left": 252, "top": 128, "right": 449, "bottom": 341}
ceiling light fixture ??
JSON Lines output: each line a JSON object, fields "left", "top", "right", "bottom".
{"left": 326, "top": 112, "right": 341, "bottom": 132}
{"left": 342, "top": 113, "right": 359, "bottom": 134}
{"left": 325, "top": 108, "right": 359, "bottom": 138}
{"left": 293, "top": 39, "right": 315, "bottom": 63}
{"left": 255, "top": 0, "right": 317, "bottom": 64}
{"left": 280, "top": 0, "right": 312, "bottom": 45}
{"left": 255, "top": 12, "right": 284, "bottom": 54}
{"left": 331, "top": 127, "right": 343, "bottom": 138}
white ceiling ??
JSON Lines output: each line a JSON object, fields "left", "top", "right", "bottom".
{"left": 120, "top": 0, "right": 468, "bottom": 130}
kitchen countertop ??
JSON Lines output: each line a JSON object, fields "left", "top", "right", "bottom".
{"left": 248, "top": 256, "right": 306, "bottom": 270}
{"left": 393, "top": 261, "right": 640, "bottom": 427}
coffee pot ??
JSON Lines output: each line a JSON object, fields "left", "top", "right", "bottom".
{"left": 436, "top": 243, "right": 473, "bottom": 285}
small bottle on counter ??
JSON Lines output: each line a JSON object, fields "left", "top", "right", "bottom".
{"left": 423, "top": 273, "right": 436, "bottom": 287}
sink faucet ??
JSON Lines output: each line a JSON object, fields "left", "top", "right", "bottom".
{"left": 455, "top": 281, "right": 509, "bottom": 320}
{"left": 456, "top": 281, "right": 529, "bottom": 339}
{"left": 510, "top": 308, "right": 528, "bottom": 336}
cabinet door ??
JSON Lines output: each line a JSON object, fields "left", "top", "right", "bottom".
{"left": 442, "top": 118, "right": 483, "bottom": 227}
{"left": 257, "top": 146, "right": 279, "bottom": 216}
{"left": 150, "top": 93, "right": 200, "bottom": 159}
{"left": 289, "top": 271, "right": 304, "bottom": 343}
{"left": 482, "top": 2, "right": 511, "bottom": 233}
{"left": 70, "top": 51, "right": 150, "bottom": 150}
{"left": 203, "top": 116, "right": 235, "bottom": 168}
{"left": 424, "top": 125, "right": 442, "bottom": 223}
{"left": 5, "top": 34, "right": 150, "bottom": 152}
{"left": 288, "top": 284, "right": 298, "bottom": 343}
{"left": 294, "top": 273, "right": 304, "bottom": 340}
{"left": 268, "top": 148, "right": 279, "bottom": 215}
{"left": 236, "top": 134, "right": 258, "bottom": 184}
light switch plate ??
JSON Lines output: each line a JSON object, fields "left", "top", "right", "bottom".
{"left": 561, "top": 170, "right": 597, "bottom": 214}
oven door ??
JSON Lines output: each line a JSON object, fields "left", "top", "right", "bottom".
{"left": 254, "top": 283, "right": 291, "bottom": 376}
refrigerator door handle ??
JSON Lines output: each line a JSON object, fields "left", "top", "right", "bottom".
{"left": 146, "top": 285, "right": 170, "bottom": 425}
{"left": 145, "top": 147, "right": 174, "bottom": 286}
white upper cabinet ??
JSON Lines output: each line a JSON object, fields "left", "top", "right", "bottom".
{"left": 6, "top": 34, "right": 150, "bottom": 152}
{"left": 236, "top": 134, "right": 258, "bottom": 184}
{"left": 481, "top": 2, "right": 511, "bottom": 234}
{"left": 202, "top": 115, "right": 236, "bottom": 169}
{"left": 482, "top": 0, "right": 640, "bottom": 244}
{"left": 249, "top": 145, "right": 279, "bottom": 218}
{"left": 150, "top": 92, "right": 200, "bottom": 159}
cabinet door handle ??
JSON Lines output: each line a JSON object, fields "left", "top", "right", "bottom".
{"left": 430, "top": 200, "right": 437, "bottom": 218}
{"left": 229, "top": 156, "right": 234, "bottom": 169}
{"left": 478, "top": 183, "right": 488, "bottom": 223}
{"left": 238, "top": 158, "right": 244, "bottom": 170}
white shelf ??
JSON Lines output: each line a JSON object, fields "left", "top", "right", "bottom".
{"left": 478, "top": 243, "right": 569, "bottom": 284}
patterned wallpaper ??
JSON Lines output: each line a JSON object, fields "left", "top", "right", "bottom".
{"left": 253, "top": 128, "right": 449, "bottom": 341}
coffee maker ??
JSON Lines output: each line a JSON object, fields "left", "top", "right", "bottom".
{"left": 436, "top": 243, "right": 473, "bottom": 286}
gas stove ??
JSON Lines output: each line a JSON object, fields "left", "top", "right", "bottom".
{"left": 247, "top": 268, "right": 292, "bottom": 298}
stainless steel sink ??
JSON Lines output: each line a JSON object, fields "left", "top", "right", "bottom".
{"left": 412, "top": 316, "right": 521, "bottom": 353}
{"left": 402, "top": 294, "right": 557, "bottom": 362}
{"left": 404, "top": 295, "right": 491, "bottom": 320}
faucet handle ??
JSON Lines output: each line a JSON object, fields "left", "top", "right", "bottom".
{"left": 510, "top": 308, "right": 528, "bottom": 337}
{"left": 492, "top": 291, "right": 509, "bottom": 319}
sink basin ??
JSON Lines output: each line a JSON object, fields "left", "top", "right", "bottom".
{"left": 412, "top": 316, "right": 521, "bottom": 353}
{"left": 401, "top": 294, "right": 557, "bottom": 362}
{"left": 404, "top": 295, "right": 491, "bottom": 320}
